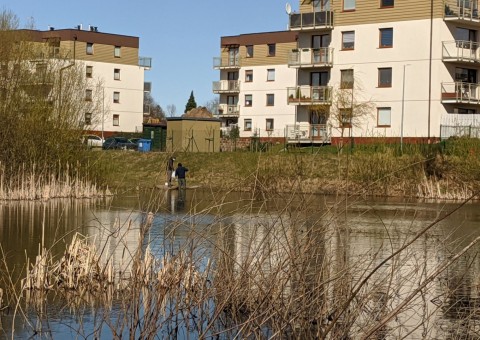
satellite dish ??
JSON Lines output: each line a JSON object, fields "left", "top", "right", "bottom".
{"left": 285, "top": 2, "right": 292, "bottom": 15}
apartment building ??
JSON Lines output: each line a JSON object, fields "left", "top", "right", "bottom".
{"left": 28, "top": 27, "right": 151, "bottom": 136}
{"left": 213, "top": 31, "right": 297, "bottom": 139}
{"left": 215, "top": 0, "right": 480, "bottom": 144}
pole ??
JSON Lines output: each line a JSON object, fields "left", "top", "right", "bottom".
{"left": 401, "top": 65, "right": 406, "bottom": 153}
{"left": 102, "top": 88, "right": 105, "bottom": 140}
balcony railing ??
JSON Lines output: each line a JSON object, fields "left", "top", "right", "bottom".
{"left": 289, "top": 11, "right": 334, "bottom": 30}
{"left": 213, "top": 56, "right": 241, "bottom": 69}
{"left": 441, "top": 82, "right": 480, "bottom": 104}
{"left": 218, "top": 104, "right": 240, "bottom": 117}
{"left": 213, "top": 80, "right": 240, "bottom": 93}
{"left": 285, "top": 124, "right": 331, "bottom": 143}
{"left": 444, "top": 0, "right": 479, "bottom": 22}
{"left": 442, "top": 40, "right": 480, "bottom": 63}
{"left": 139, "top": 57, "right": 152, "bottom": 68}
{"left": 287, "top": 86, "right": 332, "bottom": 105}
{"left": 288, "top": 48, "right": 334, "bottom": 68}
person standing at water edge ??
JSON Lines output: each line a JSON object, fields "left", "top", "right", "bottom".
{"left": 175, "top": 163, "right": 188, "bottom": 190}
{"left": 165, "top": 157, "right": 175, "bottom": 186}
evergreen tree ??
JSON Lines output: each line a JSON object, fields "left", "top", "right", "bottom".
{"left": 184, "top": 90, "right": 197, "bottom": 113}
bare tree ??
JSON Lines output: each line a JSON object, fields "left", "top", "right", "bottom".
{"left": 166, "top": 104, "right": 177, "bottom": 117}
{"left": 144, "top": 92, "right": 165, "bottom": 120}
{"left": 204, "top": 97, "right": 219, "bottom": 115}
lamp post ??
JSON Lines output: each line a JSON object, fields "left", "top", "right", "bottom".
{"left": 401, "top": 64, "right": 410, "bottom": 153}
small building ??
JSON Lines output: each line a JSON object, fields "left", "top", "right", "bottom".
{"left": 166, "top": 108, "right": 221, "bottom": 152}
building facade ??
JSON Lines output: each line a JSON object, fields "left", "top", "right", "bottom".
{"left": 214, "top": 0, "right": 480, "bottom": 144}
{"left": 28, "top": 27, "right": 151, "bottom": 136}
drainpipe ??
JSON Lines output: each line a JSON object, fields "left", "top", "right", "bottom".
{"left": 427, "top": 0, "right": 433, "bottom": 143}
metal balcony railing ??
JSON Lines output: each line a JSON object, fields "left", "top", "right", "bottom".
{"left": 139, "top": 57, "right": 152, "bottom": 68}
{"left": 218, "top": 104, "right": 240, "bottom": 117}
{"left": 444, "top": 0, "right": 479, "bottom": 22}
{"left": 288, "top": 47, "right": 334, "bottom": 68}
{"left": 441, "top": 82, "right": 480, "bottom": 104}
{"left": 213, "top": 80, "right": 240, "bottom": 93}
{"left": 285, "top": 124, "right": 331, "bottom": 143}
{"left": 213, "top": 56, "right": 241, "bottom": 69}
{"left": 289, "top": 10, "right": 334, "bottom": 30}
{"left": 442, "top": 40, "right": 480, "bottom": 62}
{"left": 287, "top": 86, "right": 332, "bottom": 105}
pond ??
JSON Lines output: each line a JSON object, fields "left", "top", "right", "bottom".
{"left": 0, "top": 189, "right": 480, "bottom": 339}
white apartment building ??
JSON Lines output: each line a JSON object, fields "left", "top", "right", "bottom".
{"left": 30, "top": 27, "right": 151, "bottom": 136}
{"left": 215, "top": 0, "right": 480, "bottom": 144}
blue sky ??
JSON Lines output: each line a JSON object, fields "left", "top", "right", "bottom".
{"left": 3, "top": 0, "right": 299, "bottom": 114}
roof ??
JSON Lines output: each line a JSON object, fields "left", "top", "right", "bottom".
{"left": 220, "top": 30, "right": 298, "bottom": 47}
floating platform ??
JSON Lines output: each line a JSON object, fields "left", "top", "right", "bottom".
{"left": 155, "top": 185, "right": 200, "bottom": 190}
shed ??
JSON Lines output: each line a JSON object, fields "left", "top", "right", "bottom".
{"left": 143, "top": 122, "right": 167, "bottom": 151}
{"left": 166, "top": 117, "right": 221, "bottom": 152}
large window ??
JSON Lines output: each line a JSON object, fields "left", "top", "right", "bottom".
{"left": 268, "top": 44, "right": 276, "bottom": 56}
{"left": 245, "top": 94, "right": 252, "bottom": 107}
{"left": 113, "top": 91, "right": 120, "bottom": 103}
{"left": 114, "top": 68, "right": 121, "bottom": 80}
{"left": 380, "top": 0, "right": 394, "bottom": 7}
{"left": 342, "top": 31, "right": 355, "bottom": 50}
{"left": 343, "top": 0, "right": 355, "bottom": 11}
{"left": 86, "top": 42, "right": 93, "bottom": 55}
{"left": 266, "top": 94, "right": 275, "bottom": 106}
{"left": 340, "top": 108, "right": 352, "bottom": 128}
{"left": 266, "top": 119, "right": 274, "bottom": 131}
{"left": 86, "top": 66, "right": 93, "bottom": 78}
{"left": 267, "top": 69, "right": 275, "bottom": 81}
{"left": 245, "top": 70, "right": 253, "bottom": 82}
{"left": 377, "top": 107, "right": 391, "bottom": 127}
{"left": 244, "top": 119, "right": 252, "bottom": 131}
{"left": 114, "top": 46, "right": 121, "bottom": 58}
{"left": 379, "top": 28, "right": 393, "bottom": 48}
{"left": 113, "top": 114, "right": 119, "bottom": 126}
{"left": 85, "top": 89, "right": 92, "bottom": 101}
{"left": 340, "top": 69, "right": 354, "bottom": 89}
{"left": 246, "top": 45, "right": 254, "bottom": 58}
{"left": 85, "top": 112, "right": 92, "bottom": 125}
{"left": 378, "top": 68, "right": 392, "bottom": 87}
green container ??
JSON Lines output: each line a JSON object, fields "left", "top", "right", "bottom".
{"left": 143, "top": 124, "right": 167, "bottom": 151}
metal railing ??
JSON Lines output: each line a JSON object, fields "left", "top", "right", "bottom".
{"left": 444, "top": 0, "right": 479, "bottom": 21}
{"left": 213, "top": 80, "right": 240, "bottom": 93}
{"left": 441, "top": 82, "right": 480, "bottom": 104}
{"left": 288, "top": 47, "right": 334, "bottom": 68}
{"left": 287, "top": 86, "right": 332, "bottom": 105}
{"left": 440, "top": 124, "right": 480, "bottom": 139}
{"left": 213, "top": 56, "right": 241, "bottom": 69}
{"left": 139, "top": 57, "right": 152, "bottom": 68}
{"left": 289, "top": 10, "right": 334, "bottom": 30}
{"left": 218, "top": 104, "right": 240, "bottom": 116}
{"left": 442, "top": 40, "right": 480, "bottom": 63}
{"left": 285, "top": 124, "right": 331, "bottom": 143}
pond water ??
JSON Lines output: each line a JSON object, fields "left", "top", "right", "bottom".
{"left": 0, "top": 189, "right": 480, "bottom": 339}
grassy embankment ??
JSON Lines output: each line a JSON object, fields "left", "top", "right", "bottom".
{"left": 91, "top": 138, "right": 480, "bottom": 199}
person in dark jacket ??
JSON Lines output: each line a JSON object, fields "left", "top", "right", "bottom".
{"left": 165, "top": 157, "right": 175, "bottom": 186}
{"left": 175, "top": 163, "right": 189, "bottom": 190}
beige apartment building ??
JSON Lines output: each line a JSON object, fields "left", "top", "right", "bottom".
{"left": 214, "top": 0, "right": 480, "bottom": 145}
{"left": 26, "top": 27, "right": 151, "bottom": 137}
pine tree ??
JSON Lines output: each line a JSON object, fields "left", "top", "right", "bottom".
{"left": 184, "top": 90, "right": 197, "bottom": 113}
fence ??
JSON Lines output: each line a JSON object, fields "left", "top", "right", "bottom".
{"left": 440, "top": 124, "right": 480, "bottom": 139}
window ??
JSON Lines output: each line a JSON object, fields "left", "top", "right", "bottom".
{"left": 246, "top": 45, "right": 254, "bottom": 58}
{"left": 113, "top": 114, "right": 119, "bottom": 126}
{"left": 266, "top": 119, "right": 274, "bottom": 131}
{"left": 245, "top": 70, "right": 253, "bottom": 82}
{"left": 455, "top": 107, "right": 476, "bottom": 114}
{"left": 85, "top": 89, "right": 92, "bottom": 101}
{"left": 267, "top": 69, "right": 275, "bottom": 81}
{"left": 85, "top": 113, "right": 92, "bottom": 125}
{"left": 377, "top": 107, "right": 391, "bottom": 127}
{"left": 114, "top": 46, "right": 121, "bottom": 58}
{"left": 245, "top": 94, "right": 252, "bottom": 107}
{"left": 343, "top": 0, "right": 355, "bottom": 11}
{"left": 268, "top": 44, "right": 276, "bottom": 56}
{"left": 342, "top": 31, "right": 355, "bottom": 50}
{"left": 340, "top": 69, "right": 354, "bottom": 89}
{"left": 86, "top": 66, "right": 93, "bottom": 78}
{"left": 114, "top": 68, "right": 121, "bottom": 80}
{"left": 379, "top": 28, "right": 393, "bottom": 48}
{"left": 340, "top": 108, "right": 352, "bottom": 128}
{"left": 86, "top": 42, "right": 93, "bottom": 55}
{"left": 266, "top": 94, "right": 275, "bottom": 106}
{"left": 113, "top": 91, "right": 120, "bottom": 103}
{"left": 244, "top": 119, "right": 252, "bottom": 131}
{"left": 380, "top": 0, "right": 394, "bottom": 7}
{"left": 378, "top": 68, "right": 392, "bottom": 87}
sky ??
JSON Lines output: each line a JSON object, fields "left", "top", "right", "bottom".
{"left": 2, "top": 0, "right": 299, "bottom": 114}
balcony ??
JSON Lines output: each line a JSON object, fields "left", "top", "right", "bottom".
{"left": 441, "top": 82, "right": 480, "bottom": 104}
{"left": 218, "top": 104, "right": 240, "bottom": 117}
{"left": 287, "top": 86, "right": 332, "bottom": 105}
{"left": 288, "top": 48, "right": 334, "bottom": 68}
{"left": 442, "top": 40, "right": 480, "bottom": 64}
{"left": 139, "top": 57, "right": 152, "bottom": 69}
{"left": 213, "top": 80, "right": 240, "bottom": 94}
{"left": 213, "top": 57, "right": 241, "bottom": 69}
{"left": 444, "top": 0, "right": 479, "bottom": 24}
{"left": 285, "top": 124, "right": 331, "bottom": 144}
{"left": 289, "top": 11, "right": 334, "bottom": 31}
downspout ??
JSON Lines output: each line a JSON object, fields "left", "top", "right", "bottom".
{"left": 427, "top": 0, "right": 433, "bottom": 143}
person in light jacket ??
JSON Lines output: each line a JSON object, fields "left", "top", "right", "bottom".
{"left": 175, "top": 163, "right": 188, "bottom": 190}
{"left": 165, "top": 157, "right": 175, "bottom": 186}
